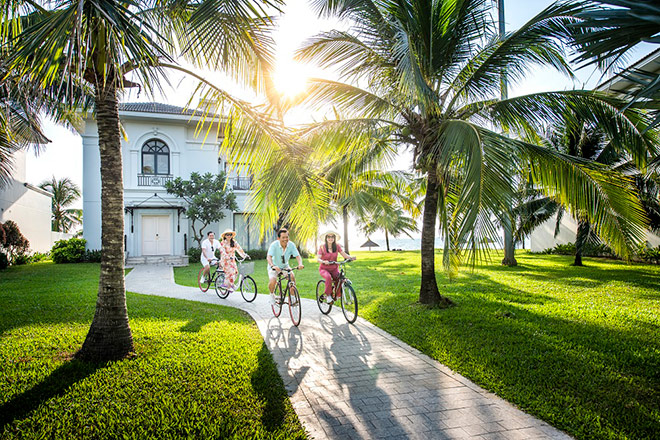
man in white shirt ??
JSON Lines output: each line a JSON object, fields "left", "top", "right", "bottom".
{"left": 200, "top": 231, "right": 219, "bottom": 282}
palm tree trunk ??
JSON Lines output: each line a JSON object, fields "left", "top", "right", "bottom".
{"left": 77, "top": 82, "right": 134, "bottom": 362}
{"left": 502, "top": 214, "right": 517, "bottom": 266}
{"left": 343, "top": 205, "right": 349, "bottom": 253}
{"left": 420, "top": 166, "right": 451, "bottom": 306}
{"left": 573, "top": 218, "right": 590, "bottom": 266}
{"left": 385, "top": 229, "right": 390, "bottom": 251}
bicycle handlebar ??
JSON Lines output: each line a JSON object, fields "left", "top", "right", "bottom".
{"left": 325, "top": 258, "right": 356, "bottom": 265}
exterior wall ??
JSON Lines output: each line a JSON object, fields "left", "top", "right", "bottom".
{"left": 51, "top": 231, "right": 74, "bottom": 247}
{"left": 0, "top": 151, "right": 53, "bottom": 253}
{"left": 81, "top": 110, "right": 254, "bottom": 256}
{"left": 81, "top": 120, "right": 102, "bottom": 250}
{"left": 530, "top": 214, "right": 660, "bottom": 252}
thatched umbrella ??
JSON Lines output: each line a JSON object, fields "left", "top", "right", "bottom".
{"left": 360, "top": 238, "right": 379, "bottom": 251}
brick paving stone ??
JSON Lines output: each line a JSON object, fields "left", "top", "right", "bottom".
{"left": 462, "top": 422, "right": 507, "bottom": 436}
{"left": 126, "top": 265, "right": 575, "bottom": 440}
{"left": 439, "top": 427, "right": 472, "bottom": 439}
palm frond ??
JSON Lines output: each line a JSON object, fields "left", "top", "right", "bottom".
{"left": 504, "top": 131, "right": 648, "bottom": 259}
{"left": 464, "top": 90, "right": 658, "bottom": 168}
{"left": 449, "top": 1, "right": 589, "bottom": 109}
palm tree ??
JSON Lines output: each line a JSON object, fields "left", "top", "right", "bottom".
{"left": 191, "top": 0, "right": 654, "bottom": 307}
{"left": 358, "top": 206, "right": 418, "bottom": 251}
{"left": 39, "top": 176, "right": 82, "bottom": 233}
{"left": 333, "top": 170, "right": 421, "bottom": 252}
{"left": 278, "top": 0, "right": 652, "bottom": 305}
{"left": 3, "top": 0, "right": 281, "bottom": 361}
{"left": 218, "top": 0, "right": 650, "bottom": 304}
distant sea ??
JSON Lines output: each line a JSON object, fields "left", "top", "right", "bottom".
{"left": 359, "top": 237, "right": 443, "bottom": 251}
{"left": 359, "top": 237, "right": 525, "bottom": 251}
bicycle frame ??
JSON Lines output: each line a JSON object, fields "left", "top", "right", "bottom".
{"left": 330, "top": 260, "right": 352, "bottom": 299}
{"left": 271, "top": 267, "right": 301, "bottom": 326}
{"left": 276, "top": 268, "right": 296, "bottom": 300}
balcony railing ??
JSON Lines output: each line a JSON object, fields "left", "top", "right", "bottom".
{"left": 228, "top": 176, "right": 252, "bottom": 191}
{"left": 138, "top": 174, "right": 174, "bottom": 187}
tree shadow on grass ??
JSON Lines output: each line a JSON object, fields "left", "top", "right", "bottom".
{"left": 0, "top": 359, "right": 104, "bottom": 431}
{"left": 250, "top": 336, "right": 304, "bottom": 434}
{"left": 494, "top": 256, "right": 660, "bottom": 291}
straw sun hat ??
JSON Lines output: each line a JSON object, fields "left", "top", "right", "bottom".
{"left": 319, "top": 230, "right": 341, "bottom": 241}
{"left": 221, "top": 229, "right": 236, "bottom": 238}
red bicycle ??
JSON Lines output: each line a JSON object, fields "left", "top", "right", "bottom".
{"left": 315, "top": 259, "right": 358, "bottom": 323}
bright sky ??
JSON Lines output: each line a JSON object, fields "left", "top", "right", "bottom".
{"left": 24, "top": 0, "right": 654, "bottom": 241}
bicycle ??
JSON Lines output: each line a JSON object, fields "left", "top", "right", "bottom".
{"left": 270, "top": 267, "right": 302, "bottom": 327}
{"left": 215, "top": 255, "right": 257, "bottom": 302}
{"left": 197, "top": 259, "right": 221, "bottom": 292}
{"left": 316, "top": 258, "right": 358, "bottom": 324}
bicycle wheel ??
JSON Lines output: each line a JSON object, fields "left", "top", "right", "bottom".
{"left": 288, "top": 285, "right": 302, "bottom": 327}
{"left": 198, "top": 267, "right": 211, "bottom": 292}
{"left": 240, "top": 276, "right": 257, "bottom": 302}
{"left": 340, "top": 283, "right": 358, "bottom": 324}
{"left": 315, "top": 280, "right": 332, "bottom": 314}
{"left": 214, "top": 273, "right": 229, "bottom": 299}
{"left": 271, "top": 283, "right": 283, "bottom": 317}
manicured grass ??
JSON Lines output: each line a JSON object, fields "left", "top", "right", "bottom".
{"left": 177, "top": 251, "right": 660, "bottom": 439}
{"left": 0, "top": 263, "right": 307, "bottom": 439}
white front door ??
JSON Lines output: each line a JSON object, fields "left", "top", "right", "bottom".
{"left": 142, "top": 215, "right": 171, "bottom": 255}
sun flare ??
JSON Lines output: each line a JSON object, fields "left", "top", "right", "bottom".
{"left": 272, "top": 61, "right": 309, "bottom": 99}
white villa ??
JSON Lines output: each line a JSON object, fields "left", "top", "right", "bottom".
{"left": 78, "top": 102, "right": 267, "bottom": 263}
{"left": 0, "top": 149, "right": 55, "bottom": 253}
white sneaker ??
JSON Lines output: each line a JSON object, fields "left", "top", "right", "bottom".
{"left": 270, "top": 292, "right": 278, "bottom": 305}
{"left": 325, "top": 295, "right": 334, "bottom": 304}
{"left": 200, "top": 276, "right": 207, "bottom": 283}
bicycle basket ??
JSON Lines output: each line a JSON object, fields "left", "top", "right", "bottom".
{"left": 238, "top": 261, "right": 255, "bottom": 275}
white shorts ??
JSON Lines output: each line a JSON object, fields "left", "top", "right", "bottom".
{"left": 268, "top": 265, "right": 291, "bottom": 280}
{"left": 201, "top": 256, "right": 216, "bottom": 267}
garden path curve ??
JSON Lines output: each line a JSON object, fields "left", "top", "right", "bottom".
{"left": 126, "top": 264, "right": 572, "bottom": 440}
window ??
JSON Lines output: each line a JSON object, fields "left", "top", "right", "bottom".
{"left": 141, "top": 139, "right": 170, "bottom": 175}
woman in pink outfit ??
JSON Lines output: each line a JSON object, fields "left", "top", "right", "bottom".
{"left": 317, "top": 230, "right": 355, "bottom": 304}
{"left": 219, "top": 229, "right": 248, "bottom": 290}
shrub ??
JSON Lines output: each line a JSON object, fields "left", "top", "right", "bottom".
{"left": 12, "top": 253, "right": 30, "bottom": 265}
{"left": 83, "top": 249, "right": 102, "bottom": 263}
{"left": 553, "top": 243, "right": 576, "bottom": 255}
{"left": 187, "top": 247, "right": 201, "bottom": 262}
{"left": 246, "top": 249, "right": 267, "bottom": 260}
{"left": 51, "top": 238, "right": 87, "bottom": 264}
{"left": 1, "top": 220, "right": 30, "bottom": 264}
{"left": 539, "top": 242, "right": 615, "bottom": 258}
{"left": 637, "top": 243, "right": 660, "bottom": 264}
{"left": 0, "top": 251, "right": 8, "bottom": 270}
{"left": 29, "top": 252, "right": 51, "bottom": 263}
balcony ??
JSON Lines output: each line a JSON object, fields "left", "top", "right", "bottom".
{"left": 138, "top": 174, "right": 174, "bottom": 187}
{"left": 228, "top": 176, "right": 252, "bottom": 191}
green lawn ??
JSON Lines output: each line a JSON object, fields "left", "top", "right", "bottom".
{"left": 178, "top": 251, "right": 660, "bottom": 439}
{"left": 0, "top": 263, "right": 307, "bottom": 439}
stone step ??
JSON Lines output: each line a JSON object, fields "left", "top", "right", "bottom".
{"left": 125, "top": 255, "right": 189, "bottom": 267}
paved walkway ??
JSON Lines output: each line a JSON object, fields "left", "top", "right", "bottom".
{"left": 126, "top": 265, "right": 571, "bottom": 440}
